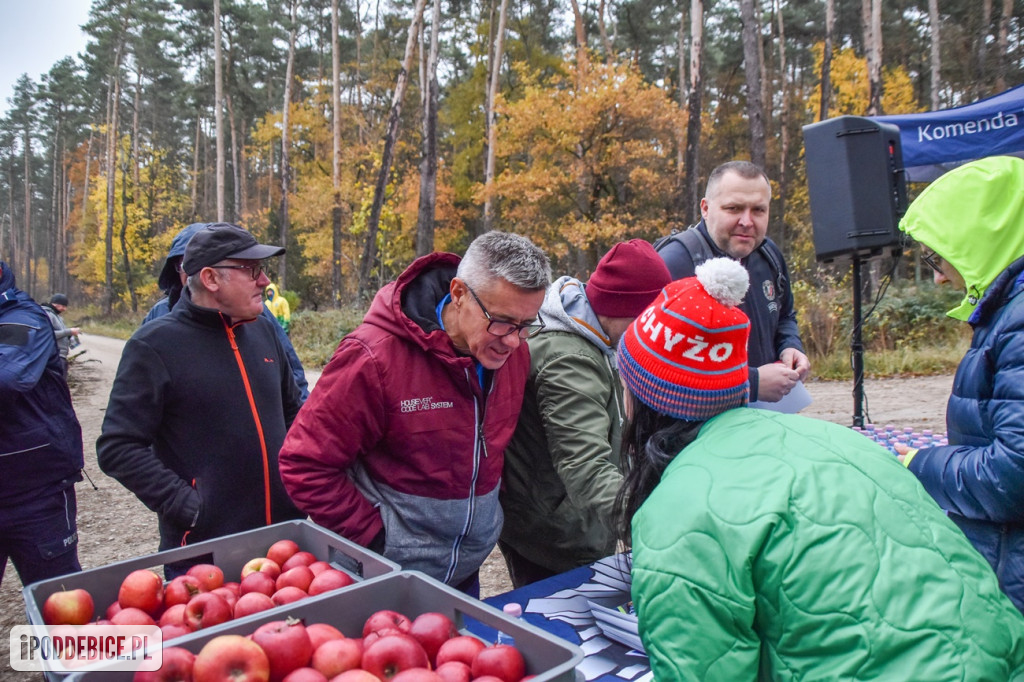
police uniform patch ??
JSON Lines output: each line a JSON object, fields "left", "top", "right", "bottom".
{"left": 762, "top": 279, "right": 776, "bottom": 301}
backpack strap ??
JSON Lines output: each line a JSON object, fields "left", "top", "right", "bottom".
{"left": 655, "top": 225, "right": 787, "bottom": 296}
{"left": 653, "top": 225, "right": 715, "bottom": 267}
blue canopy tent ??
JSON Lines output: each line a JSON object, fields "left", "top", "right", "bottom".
{"left": 872, "top": 84, "right": 1024, "bottom": 181}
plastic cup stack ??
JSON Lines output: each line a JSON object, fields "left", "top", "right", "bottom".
{"left": 852, "top": 423, "right": 948, "bottom": 455}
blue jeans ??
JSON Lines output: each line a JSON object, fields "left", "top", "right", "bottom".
{"left": 0, "top": 486, "right": 81, "bottom": 588}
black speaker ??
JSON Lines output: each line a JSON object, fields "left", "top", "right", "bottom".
{"left": 802, "top": 115, "right": 908, "bottom": 263}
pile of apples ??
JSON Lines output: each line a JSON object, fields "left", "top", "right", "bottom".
{"left": 135, "top": 609, "right": 532, "bottom": 682}
{"left": 41, "top": 539, "right": 356, "bottom": 640}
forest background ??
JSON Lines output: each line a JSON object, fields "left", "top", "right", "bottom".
{"left": 0, "top": 0, "right": 1008, "bottom": 374}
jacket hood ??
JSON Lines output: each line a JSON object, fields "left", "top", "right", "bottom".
{"left": 265, "top": 282, "right": 279, "bottom": 299}
{"left": 363, "top": 252, "right": 463, "bottom": 360}
{"left": 159, "top": 222, "right": 208, "bottom": 291}
{"left": 900, "top": 156, "right": 1024, "bottom": 320}
{"left": 540, "top": 276, "right": 616, "bottom": 359}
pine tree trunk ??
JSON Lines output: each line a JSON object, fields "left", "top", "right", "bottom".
{"left": 819, "top": 0, "right": 834, "bottom": 121}
{"left": 279, "top": 0, "right": 298, "bottom": 290}
{"left": 331, "top": 0, "right": 344, "bottom": 306}
{"left": 357, "top": 0, "right": 428, "bottom": 299}
{"left": 683, "top": 0, "right": 704, "bottom": 222}
{"left": 740, "top": 0, "right": 766, "bottom": 169}
{"left": 104, "top": 53, "right": 122, "bottom": 315}
{"left": 482, "top": 0, "right": 509, "bottom": 234}
{"left": 416, "top": 0, "right": 441, "bottom": 257}
{"left": 864, "top": 0, "right": 883, "bottom": 116}
{"left": 214, "top": 0, "right": 226, "bottom": 221}
{"left": 997, "top": 0, "right": 1013, "bottom": 91}
{"left": 928, "top": 0, "right": 941, "bottom": 110}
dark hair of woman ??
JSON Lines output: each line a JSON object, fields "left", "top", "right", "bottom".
{"left": 614, "top": 395, "right": 703, "bottom": 549}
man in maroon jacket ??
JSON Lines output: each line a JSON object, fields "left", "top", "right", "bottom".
{"left": 280, "top": 232, "right": 550, "bottom": 595}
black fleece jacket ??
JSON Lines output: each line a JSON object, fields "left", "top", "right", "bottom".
{"left": 97, "top": 288, "right": 304, "bottom": 551}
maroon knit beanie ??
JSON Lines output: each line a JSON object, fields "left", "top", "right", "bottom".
{"left": 587, "top": 239, "right": 672, "bottom": 318}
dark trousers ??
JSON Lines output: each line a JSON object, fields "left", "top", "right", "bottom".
{"left": 0, "top": 486, "right": 81, "bottom": 588}
{"left": 498, "top": 540, "right": 558, "bottom": 589}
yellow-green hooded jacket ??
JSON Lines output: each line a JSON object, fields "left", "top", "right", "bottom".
{"left": 265, "top": 282, "right": 291, "bottom": 333}
{"left": 900, "top": 155, "right": 1024, "bottom": 320}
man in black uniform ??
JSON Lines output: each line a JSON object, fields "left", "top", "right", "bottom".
{"left": 657, "top": 161, "right": 809, "bottom": 403}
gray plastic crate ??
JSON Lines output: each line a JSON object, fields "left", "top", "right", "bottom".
{"left": 66, "top": 571, "right": 583, "bottom": 682}
{"left": 24, "top": 519, "right": 398, "bottom": 632}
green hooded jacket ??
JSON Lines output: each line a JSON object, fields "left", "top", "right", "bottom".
{"left": 900, "top": 155, "right": 1024, "bottom": 320}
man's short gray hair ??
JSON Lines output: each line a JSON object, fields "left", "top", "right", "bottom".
{"left": 457, "top": 231, "right": 551, "bottom": 292}
{"left": 705, "top": 160, "right": 771, "bottom": 198}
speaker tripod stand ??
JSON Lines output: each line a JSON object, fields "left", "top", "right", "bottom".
{"left": 850, "top": 254, "right": 867, "bottom": 427}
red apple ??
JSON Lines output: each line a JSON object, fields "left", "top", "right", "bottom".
{"left": 161, "top": 622, "right": 194, "bottom": 641}
{"left": 305, "top": 622, "right": 345, "bottom": 651}
{"left": 434, "top": 636, "right": 486, "bottom": 668}
{"left": 361, "top": 634, "right": 430, "bottom": 681}
{"left": 434, "top": 661, "right": 472, "bottom": 682}
{"left": 212, "top": 586, "right": 239, "bottom": 610}
{"left": 363, "top": 627, "right": 403, "bottom": 651}
{"left": 392, "top": 670, "right": 443, "bottom": 682}
{"left": 408, "top": 612, "right": 457, "bottom": 665}
{"left": 329, "top": 671, "right": 379, "bottom": 682}
{"left": 308, "top": 570, "right": 355, "bottom": 597}
{"left": 119, "top": 569, "right": 164, "bottom": 615}
{"left": 159, "top": 603, "right": 188, "bottom": 627}
{"left": 111, "top": 607, "right": 157, "bottom": 627}
{"left": 184, "top": 592, "right": 233, "bottom": 630}
{"left": 242, "top": 557, "right": 282, "bottom": 580}
{"left": 252, "top": 619, "right": 314, "bottom": 682}
{"left": 272, "top": 586, "right": 308, "bottom": 606}
{"left": 42, "top": 588, "right": 94, "bottom": 625}
{"left": 234, "top": 591, "right": 276, "bottom": 619}
{"left": 187, "top": 563, "right": 225, "bottom": 592}
{"left": 472, "top": 677, "right": 506, "bottom": 682}
{"left": 241, "top": 570, "right": 278, "bottom": 597}
{"left": 165, "top": 575, "right": 204, "bottom": 607}
{"left": 221, "top": 581, "right": 241, "bottom": 597}
{"left": 105, "top": 600, "right": 123, "bottom": 620}
{"left": 280, "top": 551, "right": 318, "bottom": 572}
{"left": 132, "top": 645, "right": 195, "bottom": 681}
{"left": 282, "top": 669, "right": 328, "bottom": 682}
{"left": 276, "top": 566, "right": 315, "bottom": 593}
{"left": 193, "top": 634, "right": 270, "bottom": 682}
{"left": 266, "top": 539, "right": 301, "bottom": 566}
{"left": 471, "top": 645, "right": 526, "bottom": 682}
{"left": 308, "top": 561, "right": 332, "bottom": 576}
{"left": 362, "top": 609, "right": 412, "bottom": 638}
{"left": 311, "top": 638, "right": 363, "bottom": 678}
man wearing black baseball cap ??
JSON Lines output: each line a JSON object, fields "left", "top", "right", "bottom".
{"left": 98, "top": 223, "right": 304, "bottom": 575}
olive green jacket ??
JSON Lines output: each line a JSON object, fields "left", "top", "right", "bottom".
{"left": 500, "top": 277, "right": 624, "bottom": 574}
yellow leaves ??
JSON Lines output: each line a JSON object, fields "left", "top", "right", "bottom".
{"left": 485, "top": 57, "right": 683, "bottom": 271}
{"left": 807, "top": 44, "right": 924, "bottom": 118}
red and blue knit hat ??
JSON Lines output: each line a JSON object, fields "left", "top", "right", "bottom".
{"left": 618, "top": 258, "right": 751, "bottom": 421}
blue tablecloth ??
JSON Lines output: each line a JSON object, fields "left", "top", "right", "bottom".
{"left": 478, "top": 554, "right": 652, "bottom": 682}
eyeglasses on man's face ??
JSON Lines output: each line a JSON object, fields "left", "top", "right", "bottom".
{"left": 921, "top": 248, "right": 944, "bottom": 275}
{"left": 464, "top": 282, "right": 545, "bottom": 339}
{"left": 210, "top": 262, "right": 264, "bottom": 281}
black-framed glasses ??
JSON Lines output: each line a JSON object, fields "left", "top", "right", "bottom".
{"left": 210, "top": 263, "right": 264, "bottom": 280}
{"left": 464, "top": 282, "right": 545, "bottom": 339}
{"left": 921, "top": 248, "right": 944, "bottom": 274}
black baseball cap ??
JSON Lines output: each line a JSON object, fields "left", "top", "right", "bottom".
{"left": 182, "top": 223, "right": 285, "bottom": 276}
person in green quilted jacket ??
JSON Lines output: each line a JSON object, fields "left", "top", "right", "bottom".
{"left": 614, "top": 257, "right": 1024, "bottom": 681}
